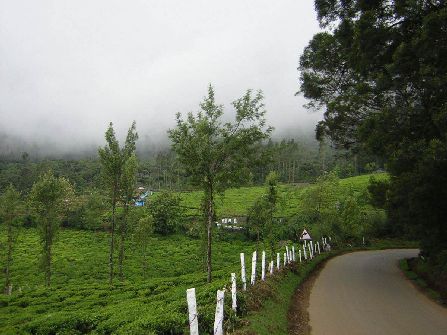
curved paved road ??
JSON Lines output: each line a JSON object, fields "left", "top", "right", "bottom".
{"left": 309, "top": 249, "right": 447, "bottom": 335}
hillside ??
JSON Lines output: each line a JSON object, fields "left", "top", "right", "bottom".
{"left": 178, "top": 172, "right": 388, "bottom": 217}
{"left": 0, "top": 230, "right": 259, "bottom": 334}
{"left": 0, "top": 172, "right": 386, "bottom": 334}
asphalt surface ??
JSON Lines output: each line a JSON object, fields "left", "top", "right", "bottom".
{"left": 309, "top": 249, "right": 447, "bottom": 335}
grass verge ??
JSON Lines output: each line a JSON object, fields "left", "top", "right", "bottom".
{"left": 399, "top": 258, "right": 446, "bottom": 305}
{"left": 233, "top": 251, "right": 338, "bottom": 335}
{"left": 233, "top": 239, "right": 418, "bottom": 335}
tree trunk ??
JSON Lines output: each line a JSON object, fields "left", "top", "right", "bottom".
{"left": 45, "top": 243, "right": 51, "bottom": 286}
{"left": 205, "top": 184, "right": 214, "bottom": 283}
{"left": 44, "top": 220, "right": 52, "bottom": 287}
{"left": 142, "top": 247, "right": 148, "bottom": 279}
{"left": 4, "top": 220, "right": 13, "bottom": 294}
{"left": 109, "top": 197, "right": 116, "bottom": 285}
{"left": 118, "top": 204, "right": 128, "bottom": 280}
{"left": 206, "top": 198, "right": 213, "bottom": 283}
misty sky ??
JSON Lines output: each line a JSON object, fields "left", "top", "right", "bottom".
{"left": 0, "top": 1, "right": 321, "bottom": 153}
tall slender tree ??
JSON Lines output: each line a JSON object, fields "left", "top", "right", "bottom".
{"left": 98, "top": 121, "right": 138, "bottom": 284}
{"left": 118, "top": 153, "right": 138, "bottom": 279}
{"left": 169, "top": 85, "right": 272, "bottom": 282}
{"left": 29, "top": 171, "right": 74, "bottom": 286}
{"left": 247, "top": 171, "right": 279, "bottom": 253}
{"left": 0, "top": 185, "right": 22, "bottom": 294}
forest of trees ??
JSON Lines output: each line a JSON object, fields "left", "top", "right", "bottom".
{"left": 0, "top": 137, "right": 380, "bottom": 194}
{"left": 299, "top": 0, "right": 446, "bottom": 263}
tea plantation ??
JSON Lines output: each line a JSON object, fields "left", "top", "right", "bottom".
{"left": 0, "top": 229, "right": 263, "bottom": 334}
{"left": 0, "top": 173, "right": 387, "bottom": 334}
{"left": 179, "top": 172, "right": 388, "bottom": 217}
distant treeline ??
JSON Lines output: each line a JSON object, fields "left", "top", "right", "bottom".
{"left": 0, "top": 138, "right": 382, "bottom": 193}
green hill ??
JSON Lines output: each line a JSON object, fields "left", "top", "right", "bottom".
{"left": 178, "top": 172, "right": 388, "bottom": 217}
{"left": 0, "top": 172, "right": 387, "bottom": 334}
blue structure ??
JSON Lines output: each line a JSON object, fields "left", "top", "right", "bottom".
{"left": 134, "top": 191, "right": 151, "bottom": 207}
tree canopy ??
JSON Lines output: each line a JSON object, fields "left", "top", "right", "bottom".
{"left": 28, "top": 171, "right": 74, "bottom": 286}
{"left": 98, "top": 121, "right": 138, "bottom": 284}
{"left": 299, "top": 0, "right": 447, "bottom": 255}
{"left": 169, "top": 85, "right": 272, "bottom": 282}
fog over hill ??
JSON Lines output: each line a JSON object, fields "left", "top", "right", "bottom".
{"left": 0, "top": 1, "right": 322, "bottom": 159}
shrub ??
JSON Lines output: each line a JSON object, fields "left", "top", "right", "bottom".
{"left": 147, "top": 191, "right": 184, "bottom": 235}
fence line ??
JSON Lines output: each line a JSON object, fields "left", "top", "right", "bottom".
{"left": 187, "top": 240, "right": 328, "bottom": 334}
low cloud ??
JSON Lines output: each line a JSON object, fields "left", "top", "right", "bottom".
{"left": 0, "top": 0, "right": 322, "bottom": 157}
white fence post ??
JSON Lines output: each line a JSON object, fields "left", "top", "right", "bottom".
{"left": 303, "top": 245, "right": 307, "bottom": 260}
{"left": 214, "top": 290, "right": 225, "bottom": 335}
{"left": 283, "top": 253, "right": 287, "bottom": 266}
{"left": 286, "top": 246, "right": 289, "bottom": 264}
{"left": 186, "top": 288, "right": 199, "bottom": 335}
{"left": 231, "top": 273, "right": 237, "bottom": 312}
{"left": 240, "top": 253, "right": 246, "bottom": 291}
{"left": 250, "top": 251, "right": 257, "bottom": 285}
{"left": 292, "top": 246, "right": 295, "bottom": 262}
{"left": 270, "top": 260, "right": 274, "bottom": 274}
{"left": 310, "top": 241, "right": 314, "bottom": 258}
{"left": 277, "top": 253, "right": 280, "bottom": 270}
{"left": 308, "top": 244, "right": 313, "bottom": 259}
{"left": 317, "top": 242, "right": 321, "bottom": 254}
{"left": 299, "top": 249, "right": 302, "bottom": 263}
{"left": 261, "top": 251, "right": 266, "bottom": 281}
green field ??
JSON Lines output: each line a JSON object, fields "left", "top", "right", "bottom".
{"left": 179, "top": 172, "right": 388, "bottom": 217}
{"left": 0, "top": 173, "right": 387, "bottom": 334}
{"left": 0, "top": 229, "right": 265, "bottom": 334}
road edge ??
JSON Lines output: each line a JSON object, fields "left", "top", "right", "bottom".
{"left": 287, "top": 251, "right": 343, "bottom": 335}
{"left": 399, "top": 258, "right": 447, "bottom": 307}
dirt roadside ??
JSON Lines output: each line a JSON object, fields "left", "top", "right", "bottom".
{"left": 287, "top": 257, "right": 330, "bottom": 335}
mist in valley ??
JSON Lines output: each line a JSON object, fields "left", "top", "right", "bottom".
{"left": 0, "top": 0, "right": 322, "bottom": 160}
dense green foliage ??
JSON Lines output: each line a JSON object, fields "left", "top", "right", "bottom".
{"left": 299, "top": 0, "right": 447, "bottom": 256}
{"left": 401, "top": 256, "right": 447, "bottom": 304}
{"left": 0, "top": 138, "right": 383, "bottom": 196}
{"left": 0, "top": 159, "right": 101, "bottom": 193}
{"left": 247, "top": 172, "right": 280, "bottom": 252}
{"left": 148, "top": 191, "right": 184, "bottom": 235}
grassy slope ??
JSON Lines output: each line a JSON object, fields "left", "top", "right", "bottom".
{"left": 239, "top": 252, "right": 335, "bottom": 335}
{"left": 0, "top": 173, "right": 387, "bottom": 334}
{"left": 179, "top": 172, "right": 388, "bottom": 217}
{"left": 179, "top": 184, "right": 310, "bottom": 217}
{"left": 400, "top": 258, "right": 446, "bottom": 304}
{"left": 0, "top": 229, "right": 262, "bottom": 334}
